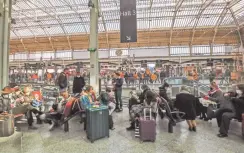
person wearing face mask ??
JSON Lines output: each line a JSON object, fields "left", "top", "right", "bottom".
{"left": 72, "top": 72, "right": 85, "bottom": 94}
{"left": 203, "top": 81, "right": 233, "bottom": 122}
{"left": 217, "top": 84, "right": 244, "bottom": 138}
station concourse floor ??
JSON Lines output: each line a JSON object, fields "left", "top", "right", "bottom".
{"left": 1, "top": 108, "right": 244, "bottom": 153}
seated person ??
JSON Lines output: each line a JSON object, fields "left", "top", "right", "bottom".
{"left": 31, "top": 91, "right": 43, "bottom": 108}
{"left": 12, "top": 85, "right": 43, "bottom": 129}
{"left": 99, "top": 87, "right": 116, "bottom": 115}
{"left": 40, "top": 91, "right": 71, "bottom": 131}
{"left": 204, "top": 82, "right": 234, "bottom": 125}
{"left": 126, "top": 86, "right": 157, "bottom": 131}
{"left": 217, "top": 84, "right": 244, "bottom": 138}
{"left": 80, "top": 86, "right": 99, "bottom": 108}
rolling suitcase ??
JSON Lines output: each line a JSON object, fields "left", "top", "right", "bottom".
{"left": 242, "top": 113, "right": 244, "bottom": 138}
{"left": 139, "top": 108, "right": 156, "bottom": 142}
{"left": 0, "top": 114, "right": 14, "bottom": 137}
{"left": 86, "top": 105, "right": 109, "bottom": 143}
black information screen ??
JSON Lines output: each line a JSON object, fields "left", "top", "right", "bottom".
{"left": 120, "top": 0, "right": 137, "bottom": 43}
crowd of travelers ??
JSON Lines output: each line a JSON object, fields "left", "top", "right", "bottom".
{"left": 1, "top": 68, "right": 244, "bottom": 139}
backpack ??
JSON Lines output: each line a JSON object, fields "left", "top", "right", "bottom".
{"left": 0, "top": 97, "right": 11, "bottom": 114}
{"left": 100, "top": 92, "right": 109, "bottom": 105}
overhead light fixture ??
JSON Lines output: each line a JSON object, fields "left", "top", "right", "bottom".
{"left": 88, "top": 0, "right": 95, "bottom": 9}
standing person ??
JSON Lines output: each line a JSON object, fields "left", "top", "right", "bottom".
{"left": 58, "top": 68, "right": 69, "bottom": 92}
{"left": 160, "top": 69, "right": 166, "bottom": 84}
{"left": 175, "top": 86, "right": 197, "bottom": 132}
{"left": 72, "top": 72, "right": 85, "bottom": 94}
{"left": 113, "top": 72, "right": 123, "bottom": 112}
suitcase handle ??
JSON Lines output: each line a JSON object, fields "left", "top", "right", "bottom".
{"left": 143, "top": 107, "right": 152, "bottom": 120}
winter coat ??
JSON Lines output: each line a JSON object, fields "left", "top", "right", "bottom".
{"left": 208, "top": 90, "right": 234, "bottom": 110}
{"left": 72, "top": 76, "right": 85, "bottom": 93}
{"left": 175, "top": 90, "right": 197, "bottom": 120}
{"left": 231, "top": 96, "right": 244, "bottom": 119}
{"left": 58, "top": 72, "right": 68, "bottom": 89}
{"left": 114, "top": 78, "right": 123, "bottom": 91}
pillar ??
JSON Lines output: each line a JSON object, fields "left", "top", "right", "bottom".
{"left": 210, "top": 43, "right": 213, "bottom": 56}
{"left": 189, "top": 44, "right": 192, "bottom": 56}
{"left": 0, "top": 0, "right": 12, "bottom": 90}
{"left": 89, "top": 0, "right": 99, "bottom": 92}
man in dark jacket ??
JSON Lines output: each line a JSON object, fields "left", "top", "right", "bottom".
{"left": 114, "top": 72, "right": 123, "bottom": 112}
{"left": 217, "top": 84, "right": 244, "bottom": 138}
{"left": 58, "top": 68, "right": 68, "bottom": 92}
{"left": 72, "top": 72, "right": 85, "bottom": 94}
{"left": 204, "top": 82, "right": 234, "bottom": 124}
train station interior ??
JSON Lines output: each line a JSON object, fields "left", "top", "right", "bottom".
{"left": 1, "top": 0, "right": 244, "bottom": 153}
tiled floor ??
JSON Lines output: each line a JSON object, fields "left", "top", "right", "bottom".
{"left": 1, "top": 108, "right": 244, "bottom": 153}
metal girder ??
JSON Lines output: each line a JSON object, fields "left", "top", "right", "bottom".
{"left": 147, "top": 0, "right": 154, "bottom": 47}
{"left": 211, "top": 0, "right": 242, "bottom": 43}
{"left": 169, "top": 0, "right": 185, "bottom": 45}
{"left": 98, "top": 0, "right": 109, "bottom": 49}
{"left": 11, "top": 30, "right": 27, "bottom": 52}
{"left": 20, "top": 1, "right": 56, "bottom": 52}
{"left": 211, "top": 4, "right": 229, "bottom": 43}
{"left": 190, "top": 0, "right": 215, "bottom": 44}
{"left": 227, "top": 0, "right": 243, "bottom": 47}
{"left": 60, "top": 0, "right": 87, "bottom": 34}
{"left": 26, "top": 0, "right": 73, "bottom": 51}
{"left": 13, "top": 1, "right": 229, "bottom": 20}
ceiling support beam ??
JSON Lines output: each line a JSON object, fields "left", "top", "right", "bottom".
{"left": 190, "top": 0, "right": 215, "bottom": 45}
{"left": 227, "top": 0, "right": 243, "bottom": 47}
{"left": 169, "top": 0, "right": 185, "bottom": 45}
{"left": 26, "top": 0, "right": 73, "bottom": 51}
{"left": 147, "top": 0, "right": 154, "bottom": 47}
{"left": 212, "top": 3, "right": 228, "bottom": 43}
{"left": 98, "top": 0, "right": 110, "bottom": 49}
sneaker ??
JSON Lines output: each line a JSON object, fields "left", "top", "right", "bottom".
{"left": 115, "top": 109, "right": 120, "bottom": 112}
{"left": 188, "top": 127, "right": 192, "bottom": 131}
{"left": 49, "top": 121, "right": 55, "bottom": 131}
{"left": 28, "top": 126, "right": 38, "bottom": 130}
{"left": 192, "top": 127, "right": 197, "bottom": 132}
{"left": 119, "top": 108, "right": 123, "bottom": 112}
{"left": 217, "top": 133, "right": 228, "bottom": 138}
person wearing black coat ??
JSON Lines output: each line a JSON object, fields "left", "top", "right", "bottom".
{"left": 113, "top": 72, "right": 124, "bottom": 112}
{"left": 58, "top": 68, "right": 68, "bottom": 92}
{"left": 217, "top": 84, "right": 244, "bottom": 138}
{"left": 175, "top": 86, "right": 197, "bottom": 132}
{"left": 72, "top": 72, "right": 85, "bottom": 94}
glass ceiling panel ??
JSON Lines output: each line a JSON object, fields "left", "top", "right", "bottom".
{"left": 106, "top": 22, "right": 119, "bottom": 31}
{"left": 198, "top": 17, "right": 219, "bottom": 27}
{"left": 45, "top": 26, "right": 65, "bottom": 35}
{"left": 31, "top": 28, "right": 47, "bottom": 36}
{"left": 15, "top": 29, "right": 34, "bottom": 37}
{"left": 10, "top": 0, "right": 241, "bottom": 39}
{"left": 64, "top": 24, "right": 86, "bottom": 34}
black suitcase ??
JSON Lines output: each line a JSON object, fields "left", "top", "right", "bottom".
{"left": 86, "top": 106, "right": 109, "bottom": 143}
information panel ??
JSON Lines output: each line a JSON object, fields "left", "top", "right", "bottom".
{"left": 120, "top": 0, "right": 137, "bottom": 43}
